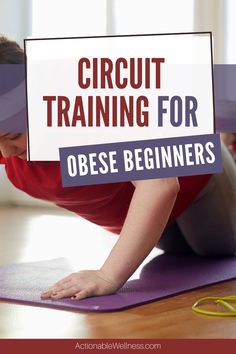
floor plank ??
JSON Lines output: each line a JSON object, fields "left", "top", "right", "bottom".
{"left": 0, "top": 205, "right": 236, "bottom": 339}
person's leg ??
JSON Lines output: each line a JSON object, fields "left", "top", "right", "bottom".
{"left": 176, "top": 143, "right": 236, "bottom": 256}
{"left": 157, "top": 221, "right": 194, "bottom": 254}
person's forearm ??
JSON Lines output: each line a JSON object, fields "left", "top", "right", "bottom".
{"left": 100, "top": 178, "right": 179, "bottom": 287}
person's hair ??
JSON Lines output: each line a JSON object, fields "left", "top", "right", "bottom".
{"left": 0, "top": 35, "right": 24, "bottom": 64}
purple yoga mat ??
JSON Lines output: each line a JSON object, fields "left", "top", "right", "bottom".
{"left": 0, "top": 255, "right": 236, "bottom": 312}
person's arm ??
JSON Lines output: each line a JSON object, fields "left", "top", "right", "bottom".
{"left": 100, "top": 177, "right": 179, "bottom": 287}
{"left": 41, "top": 177, "right": 179, "bottom": 300}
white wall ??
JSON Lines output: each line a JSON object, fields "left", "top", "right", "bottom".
{"left": 0, "top": 166, "right": 12, "bottom": 203}
{"left": 0, "top": 165, "right": 54, "bottom": 207}
{"left": 0, "top": 0, "right": 32, "bottom": 45}
{"left": 110, "top": 0, "right": 194, "bottom": 35}
{"left": 32, "top": 0, "right": 107, "bottom": 37}
{"left": 194, "top": 0, "right": 227, "bottom": 64}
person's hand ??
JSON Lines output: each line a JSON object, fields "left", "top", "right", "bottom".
{"left": 40, "top": 269, "right": 119, "bottom": 300}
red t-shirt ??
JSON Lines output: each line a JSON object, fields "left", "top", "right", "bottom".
{"left": 0, "top": 154, "right": 212, "bottom": 234}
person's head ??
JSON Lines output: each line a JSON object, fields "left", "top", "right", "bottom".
{"left": 0, "top": 35, "right": 27, "bottom": 159}
{"left": 0, "top": 35, "right": 24, "bottom": 64}
{"left": 0, "top": 132, "right": 27, "bottom": 159}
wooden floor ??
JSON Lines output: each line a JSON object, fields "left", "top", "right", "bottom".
{"left": 1, "top": 205, "right": 236, "bottom": 339}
